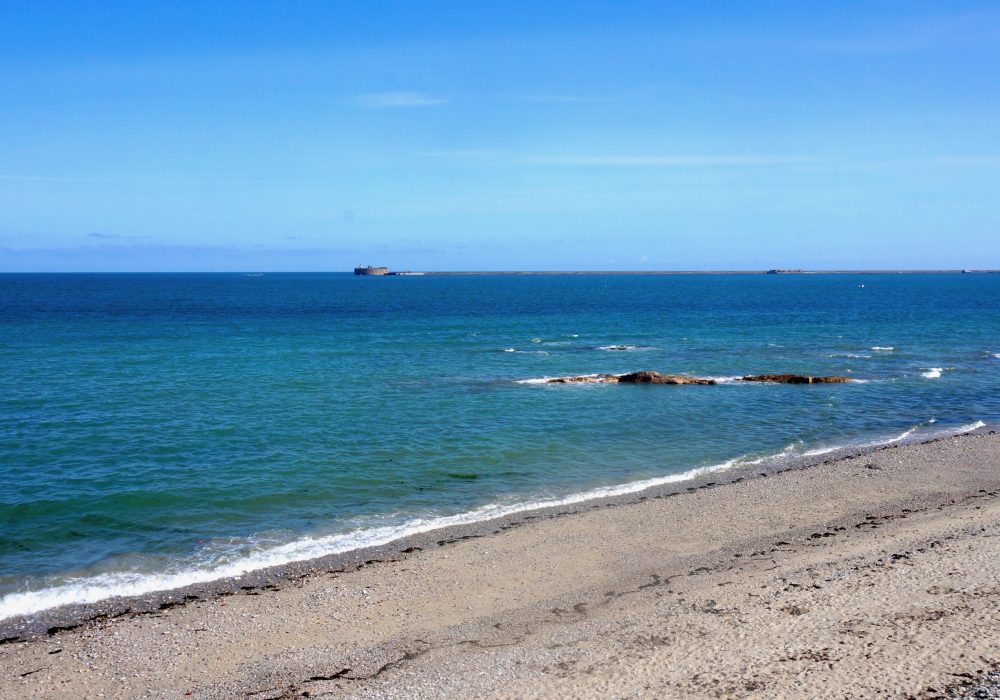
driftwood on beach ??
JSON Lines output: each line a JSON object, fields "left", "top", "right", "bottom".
{"left": 543, "top": 371, "right": 851, "bottom": 385}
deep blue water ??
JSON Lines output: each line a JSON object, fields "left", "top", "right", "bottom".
{"left": 1, "top": 272, "right": 998, "bottom": 617}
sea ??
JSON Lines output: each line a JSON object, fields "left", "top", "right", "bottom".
{"left": 1, "top": 272, "right": 998, "bottom": 620}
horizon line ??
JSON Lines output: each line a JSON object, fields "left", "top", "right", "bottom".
{"left": 2, "top": 269, "right": 998, "bottom": 275}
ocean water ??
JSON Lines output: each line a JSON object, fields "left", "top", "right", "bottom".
{"left": 1, "top": 272, "right": 998, "bottom": 619}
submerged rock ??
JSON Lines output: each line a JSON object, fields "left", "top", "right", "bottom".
{"left": 740, "top": 374, "right": 852, "bottom": 384}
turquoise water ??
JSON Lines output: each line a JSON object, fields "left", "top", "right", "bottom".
{"left": 1, "top": 272, "right": 998, "bottom": 618}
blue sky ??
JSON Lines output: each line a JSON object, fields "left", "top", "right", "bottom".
{"left": 1, "top": 1, "right": 999, "bottom": 271}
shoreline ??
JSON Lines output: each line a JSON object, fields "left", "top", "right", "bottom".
{"left": 0, "top": 420, "right": 992, "bottom": 643}
{"left": 2, "top": 428, "right": 999, "bottom": 697}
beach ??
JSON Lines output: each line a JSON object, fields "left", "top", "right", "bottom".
{"left": 2, "top": 429, "right": 998, "bottom": 698}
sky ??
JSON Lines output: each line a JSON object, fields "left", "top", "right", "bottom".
{"left": 1, "top": 1, "right": 999, "bottom": 272}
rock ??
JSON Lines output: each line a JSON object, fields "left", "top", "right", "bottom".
{"left": 546, "top": 374, "right": 619, "bottom": 384}
{"left": 544, "top": 371, "right": 716, "bottom": 385}
{"left": 740, "top": 374, "right": 852, "bottom": 384}
{"left": 615, "top": 371, "right": 716, "bottom": 385}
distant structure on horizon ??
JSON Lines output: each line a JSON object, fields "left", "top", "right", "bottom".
{"left": 766, "top": 269, "right": 804, "bottom": 274}
{"left": 353, "top": 265, "right": 424, "bottom": 276}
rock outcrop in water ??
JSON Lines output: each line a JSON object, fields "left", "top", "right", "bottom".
{"left": 541, "top": 372, "right": 851, "bottom": 385}
{"left": 546, "top": 374, "right": 620, "bottom": 384}
{"left": 616, "top": 371, "right": 716, "bottom": 385}
{"left": 740, "top": 374, "right": 852, "bottom": 384}
{"left": 545, "top": 371, "right": 716, "bottom": 385}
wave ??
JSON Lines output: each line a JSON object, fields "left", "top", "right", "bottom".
{"left": 871, "top": 346, "right": 894, "bottom": 351}
{"left": 801, "top": 420, "right": 984, "bottom": 458}
{"left": 826, "top": 352, "right": 871, "bottom": 359}
{"left": 595, "top": 345, "right": 655, "bottom": 352}
{"left": 0, "top": 451, "right": 756, "bottom": 621}
{"left": 701, "top": 375, "right": 743, "bottom": 384}
{"left": 0, "top": 419, "right": 987, "bottom": 622}
{"left": 921, "top": 367, "right": 943, "bottom": 379}
{"left": 514, "top": 373, "right": 614, "bottom": 385}
{"left": 501, "top": 348, "right": 549, "bottom": 355}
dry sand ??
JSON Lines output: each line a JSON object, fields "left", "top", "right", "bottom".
{"left": 2, "top": 431, "right": 999, "bottom": 699}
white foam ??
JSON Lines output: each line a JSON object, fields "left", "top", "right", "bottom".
{"left": 802, "top": 421, "right": 984, "bottom": 457}
{"left": 596, "top": 345, "right": 654, "bottom": 352}
{"left": 871, "top": 346, "right": 894, "bottom": 351}
{"left": 0, "top": 453, "right": 754, "bottom": 621}
{"left": 501, "top": 349, "right": 549, "bottom": 355}
{"left": 702, "top": 375, "right": 743, "bottom": 384}
{"left": 802, "top": 426, "right": 918, "bottom": 457}
{"left": 992, "top": 353, "right": 1000, "bottom": 359}
{"left": 514, "top": 373, "right": 614, "bottom": 385}
{"left": 1, "top": 420, "right": 987, "bottom": 621}
{"left": 921, "top": 367, "right": 943, "bottom": 379}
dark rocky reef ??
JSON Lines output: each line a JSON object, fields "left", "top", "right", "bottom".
{"left": 546, "top": 374, "right": 620, "bottom": 384}
{"left": 740, "top": 374, "right": 852, "bottom": 384}
{"left": 545, "top": 371, "right": 716, "bottom": 385}
{"left": 616, "top": 371, "right": 717, "bottom": 385}
{"left": 542, "top": 372, "right": 852, "bottom": 385}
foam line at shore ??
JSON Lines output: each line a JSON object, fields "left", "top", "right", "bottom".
{"left": 802, "top": 420, "right": 983, "bottom": 457}
{"left": 0, "top": 420, "right": 987, "bottom": 622}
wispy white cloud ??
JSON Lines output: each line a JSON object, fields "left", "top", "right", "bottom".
{"left": 508, "top": 93, "right": 619, "bottom": 104}
{"left": 520, "top": 154, "right": 810, "bottom": 167}
{"left": 85, "top": 232, "right": 150, "bottom": 240}
{"left": 415, "top": 150, "right": 816, "bottom": 167}
{"left": 415, "top": 150, "right": 1000, "bottom": 169}
{"left": 821, "top": 9, "right": 1000, "bottom": 53}
{"left": 352, "top": 91, "right": 447, "bottom": 108}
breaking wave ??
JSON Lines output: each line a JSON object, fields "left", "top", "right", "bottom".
{"left": 595, "top": 345, "right": 655, "bottom": 352}
{"left": 514, "top": 373, "right": 615, "bottom": 385}
{"left": 0, "top": 420, "right": 986, "bottom": 622}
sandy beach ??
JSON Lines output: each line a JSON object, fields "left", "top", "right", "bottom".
{"left": 2, "top": 430, "right": 999, "bottom": 699}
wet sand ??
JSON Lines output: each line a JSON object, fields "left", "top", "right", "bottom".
{"left": 2, "top": 430, "right": 999, "bottom": 699}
